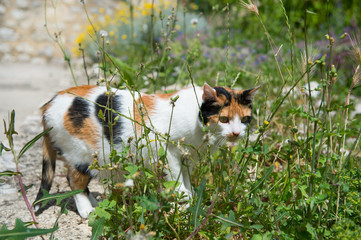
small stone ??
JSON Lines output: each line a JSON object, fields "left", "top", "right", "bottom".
{"left": 43, "top": 46, "right": 54, "bottom": 58}
{"left": 1, "top": 54, "right": 16, "bottom": 63}
{"left": 4, "top": 19, "right": 17, "bottom": 28}
{"left": 0, "top": 152, "right": 16, "bottom": 172}
{"left": 30, "top": 57, "right": 46, "bottom": 65}
{"left": 11, "top": 9, "right": 25, "bottom": 20}
{"left": 0, "top": 28, "right": 18, "bottom": 41}
{"left": 0, "top": 43, "right": 11, "bottom": 53}
{"left": 0, "top": 5, "right": 6, "bottom": 15}
{"left": 70, "top": 6, "right": 82, "bottom": 13}
{"left": 16, "top": 0, "right": 29, "bottom": 9}
{"left": 15, "top": 43, "right": 34, "bottom": 54}
{"left": 17, "top": 53, "right": 30, "bottom": 62}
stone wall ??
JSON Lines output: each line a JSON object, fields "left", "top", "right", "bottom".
{"left": 0, "top": 0, "right": 116, "bottom": 64}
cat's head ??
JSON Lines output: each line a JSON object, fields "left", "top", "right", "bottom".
{"left": 199, "top": 83, "right": 260, "bottom": 142}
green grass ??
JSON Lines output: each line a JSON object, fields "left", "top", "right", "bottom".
{"left": 1, "top": 0, "right": 361, "bottom": 239}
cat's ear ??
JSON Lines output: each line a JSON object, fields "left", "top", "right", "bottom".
{"left": 202, "top": 83, "right": 217, "bottom": 102}
{"left": 239, "top": 85, "right": 260, "bottom": 104}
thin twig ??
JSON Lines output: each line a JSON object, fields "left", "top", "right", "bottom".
{"left": 186, "top": 195, "right": 217, "bottom": 240}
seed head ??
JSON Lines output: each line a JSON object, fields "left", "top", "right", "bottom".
{"left": 240, "top": 0, "right": 259, "bottom": 16}
{"left": 351, "top": 65, "right": 361, "bottom": 89}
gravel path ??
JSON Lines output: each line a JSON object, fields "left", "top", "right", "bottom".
{"left": 0, "top": 63, "right": 102, "bottom": 239}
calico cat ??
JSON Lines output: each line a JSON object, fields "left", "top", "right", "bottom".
{"left": 34, "top": 83, "right": 259, "bottom": 218}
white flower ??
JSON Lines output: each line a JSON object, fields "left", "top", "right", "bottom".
{"left": 124, "top": 179, "right": 134, "bottom": 188}
{"left": 190, "top": 18, "right": 198, "bottom": 27}
{"left": 100, "top": 30, "right": 108, "bottom": 37}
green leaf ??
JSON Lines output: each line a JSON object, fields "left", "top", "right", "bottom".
{"left": 163, "top": 180, "right": 180, "bottom": 190}
{"left": 106, "top": 55, "right": 135, "bottom": 86}
{"left": 138, "top": 195, "right": 160, "bottom": 211}
{"left": 18, "top": 127, "right": 52, "bottom": 160}
{"left": 91, "top": 218, "right": 105, "bottom": 240}
{"left": 98, "top": 109, "right": 105, "bottom": 121}
{"left": 249, "top": 224, "right": 264, "bottom": 230}
{"left": 0, "top": 171, "right": 22, "bottom": 177}
{"left": 298, "top": 185, "right": 309, "bottom": 199}
{"left": 144, "top": 168, "right": 154, "bottom": 179}
{"left": 94, "top": 199, "right": 116, "bottom": 221}
{"left": 306, "top": 223, "right": 316, "bottom": 238}
{"left": 0, "top": 142, "right": 10, "bottom": 156}
{"left": 216, "top": 211, "right": 243, "bottom": 231}
{"left": 315, "top": 193, "right": 328, "bottom": 203}
{"left": 124, "top": 164, "right": 139, "bottom": 179}
{"left": 248, "top": 166, "right": 274, "bottom": 195}
{"left": 158, "top": 146, "right": 166, "bottom": 158}
{"left": 33, "top": 189, "right": 83, "bottom": 209}
{"left": 0, "top": 218, "right": 57, "bottom": 240}
{"left": 4, "top": 110, "right": 18, "bottom": 136}
{"left": 18, "top": 184, "right": 33, "bottom": 193}
{"left": 187, "top": 178, "right": 206, "bottom": 228}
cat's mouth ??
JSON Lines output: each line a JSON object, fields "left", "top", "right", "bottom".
{"left": 227, "top": 135, "right": 239, "bottom": 142}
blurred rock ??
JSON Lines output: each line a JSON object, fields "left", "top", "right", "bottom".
{"left": 11, "top": 9, "right": 25, "bottom": 20}
{"left": 0, "top": 5, "right": 6, "bottom": 15}
{"left": 0, "top": 27, "right": 18, "bottom": 41}
{"left": 0, "top": 43, "right": 11, "bottom": 53}
{"left": 16, "top": 0, "right": 29, "bottom": 9}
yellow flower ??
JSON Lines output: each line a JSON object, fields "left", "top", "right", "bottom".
{"left": 175, "top": 25, "right": 181, "bottom": 30}
{"left": 264, "top": 120, "right": 269, "bottom": 125}
{"left": 75, "top": 32, "right": 86, "bottom": 44}
{"left": 72, "top": 47, "right": 80, "bottom": 57}
{"left": 121, "top": 34, "right": 127, "bottom": 40}
{"left": 104, "top": 14, "right": 111, "bottom": 23}
{"left": 109, "top": 31, "right": 115, "bottom": 37}
{"left": 99, "top": 7, "right": 105, "bottom": 14}
{"left": 87, "top": 25, "right": 96, "bottom": 35}
{"left": 140, "top": 224, "right": 145, "bottom": 230}
{"left": 141, "top": 10, "right": 148, "bottom": 16}
{"left": 189, "top": 3, "right": 199, "bottom": 10}
{"left": 274, "top": 161, "right": 280, "bottom": 168}
{"left": 144, "top": 3, "right": 153, "bottom": 10}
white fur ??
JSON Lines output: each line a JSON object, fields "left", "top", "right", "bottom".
{"left": 73, "top": 192, "right": 95, "bottom": 218}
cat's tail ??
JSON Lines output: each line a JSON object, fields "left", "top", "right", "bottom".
{"left": 34, "top": 113, "right": 57, "bottom": 214}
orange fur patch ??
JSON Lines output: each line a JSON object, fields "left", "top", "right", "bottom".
{"left": 42, "top": 118, "right": 57, "bottom": 185}
{"left": 68, "top": 167, "right": 90, "bottom": 191}
{"left": 134, "top": 94, "right": 156, "bottom": 134}
{"left": 40, "top": 99, "right": 53, "bottom": 115}
{"left": 156, "top": 90, "right": 180, "bottom": 100}
{"left": 59, "top": 85, "right": 97, "bottom": 97}
{"left": 63, "top": 113, "right": 99, "bottom": 149}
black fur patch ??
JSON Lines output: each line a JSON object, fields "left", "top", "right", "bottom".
{"left": 199, "top": 100, "right": 221, "bottom": 125}
{"left": 68, "top": 97, "right": 90, "bottom": 128}
{"left": 236, "top": 91, "right": 252, "bottom": 106}
{"left": 95, "top": 94, "right": 122, "bottom": 144}
{"left": 35, "top": 156, "right": 56, "bottom": 208}
{"left": 214, "top": 87, "right": 232, "bottom": 104}
{"left": 75, "top": 163, "right": 91, "bottom": 176}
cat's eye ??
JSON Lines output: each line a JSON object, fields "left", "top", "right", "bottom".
{"left": 241, "top": 116, "right": 250, "bottom": 123}
{"left": 219, "top": 116, "right": 229, "bottom": 123}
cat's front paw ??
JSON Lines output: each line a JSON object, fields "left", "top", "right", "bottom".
{"left": 74, "top": 192, "right": 95, "bottom": 218}
{"left": 78, "top": 206, "right": 95, "bottom": 219}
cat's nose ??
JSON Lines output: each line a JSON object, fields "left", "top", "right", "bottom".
{"left": 232, "top": 132, "right": 240, "bottom": 137}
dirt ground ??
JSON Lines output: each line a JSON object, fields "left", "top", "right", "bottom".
{"left": 0, "top": 63, "right": 102, "bottom": 239}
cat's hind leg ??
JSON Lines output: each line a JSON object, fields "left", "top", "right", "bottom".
{"left": 34, "top": 131, "right": 57, "bottom": 213}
